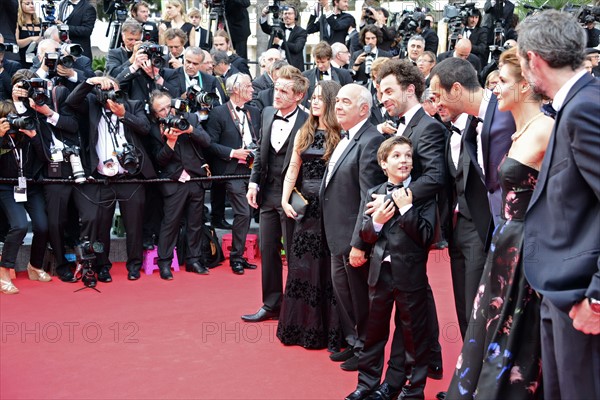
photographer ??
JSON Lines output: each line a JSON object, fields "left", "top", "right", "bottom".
{"left": 1, "top": 34, "right": 22, "bottom": 100}
{"left": 224, "top": 0, "right": 251, "bottom": 60}
{"left": 65, "top": 76, "right": 156, "bottom": 282}
{"left": 584, "top": 16, "right": 600, "bottom": 48}
{"left": 131, "top": 1, "right": 159, "bottom": 44}
{"left": 55, "top": 0, "right": 96, "bottom": 59}
{"left": 164, "top": 46, "right": 220, "bottom": 102}
{"left": 106, "top": 20, "right": 143, "bottom": 78}
{"left": 307, "top": 0, "right": 354, "bottom": 46}
{"left": 32, "top": 39, "right": 92, "bottom": 92}
{"left": 149, "top": 90, "right": 211, "bottom": 279}
{"left": 0, "top": 75, "right": 51, "bottom": 294}
{"left": 483, "top": 0, "right": 514, "bottom": 42}
{"left": 459, "top": 8, "right": 488, "bottom": 68}
{"left": 349, "top": 24, "right": 392, "bottom": 85}
{"left": 359, "top": 6, "right": 395, "bottom": 52}
{"left": 163, "top": 28, "right": 187, "bottom": 70}
{"left": 206, "top": 73, "right": 259, "bottom": 274}
{"left": 42, "top": 26, "right": 95, "bottom": 79}
{"left": 260, "top": 5, "right": 307, "bottom": 72}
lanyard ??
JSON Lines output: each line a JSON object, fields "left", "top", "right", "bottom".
{"left": 8, "top": 136, "right": 24, "bottom": 178}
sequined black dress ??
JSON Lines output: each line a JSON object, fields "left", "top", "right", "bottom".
{"left": 276, "top": 129, "right": 341, "bottom": 350}
{"left": 447, "top": 157, "right": 543, "bottom": 399}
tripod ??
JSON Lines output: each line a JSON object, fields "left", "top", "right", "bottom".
{"left": 73, "top": 260, "right": 101, "bottom": 293}
{"left": 207, "top": 4, "right": 231, "bottom": 42}
{"left": 106, "top": 4, "right": 129, "bottom": 50}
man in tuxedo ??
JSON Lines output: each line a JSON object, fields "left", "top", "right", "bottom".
{"left": 241, "top": 66, "right": 309, "bottom": 322}
{"left": 350, "top": 25, "right": 392, "bottom": 85}
{"left": 212, "top": 32, "right": 251, "bottom": 78}
{"left": 224, "top": 0, "right": 251, "bottom": 59}
{"left": 429, "top": 57, "right": 513, "bottom": 337}
{"left": 164, "top": 46, "right": 220, "bottom": 100}
{"left": 417, "top": 18, "right": 439, "bottom": 54}
{"left": 164, "top": 28, "right": 187, "bottom": 70}
{"left": 56, "top": 0, "right": 96, "bottom": 59}
{"left": 251, "top": 49, "right": 282, "bottom": 94}
{"left": 260, "top": 6, "right": 307, "bottom": 72}
{"left": 106, "top": 20, "right": 143, "bottom": 78}
{"left": 377, "top": 59, "right": 447, "bottom": 381}
{"left": 518, "top": 10, "right": 600, "bottom": 397}
{"left": 322, "top": 84, "right": 387, "bottom": 371}
{"left": 65, "top": 76, "right": 156, "bottom": 282}
{"left": 460, "top": 8, "right": 489, "bottom": 70}
{"left": 212, "top": 50, "right": 239, "bottom": 97}
{"left": 437, "top": 39, "right": 482, "bottom": 74}
{"left": 206, "top": 73, "right": 261, "bottom": 274}
{"left": 310, "top": 0, "right": 356, "bottom": 46}
{"left": 149, "top": 90, "right": 212, "bottom": 280}
{"left": 251, "top": 59, "right": 288, "bottom": 111}
{"left": 331, "top": 42, "right": 351, "bottom": 69}
{"left": 188, "top": 7, "right": 212, "bottom": 51}
{"left": 131, "top": 1, "right": 159, "bottom": 44}
{"left": 302, "top": 42, "right": 353, "bottom": 104}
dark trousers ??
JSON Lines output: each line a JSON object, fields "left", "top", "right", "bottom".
{"left": 258, "top": 185, "right": 293, "bottom": 312}
{"left": 232, "top": 39, "right": 248, "bottom": 60}
{"left": 210, "top": 181, "right": 226, "bottom": 222}
{"left": 142, "top": 183, "right": 163, "bottom": 244}
{"left": 450, "top": 213, "right": 487, "bottom": 337}
{"left": 224, "top": 165, "right": 251, "bottom": 261}
{"left": 0, "top": 184, "right": 48, "bottom": 269}
{"left": 95, "top": 182, "right": 145, "bottom": 272}
{"left": 331, "top": 253, "right": 370, "bottom": 352}
{"left": 157, "top": 182, "right": 205, "bottom": 266}
{"left": 357, "top": 263, "right": 430, "bottom": 399}
{"left": 540, "top": 297, "right": 600, "bottom": 399}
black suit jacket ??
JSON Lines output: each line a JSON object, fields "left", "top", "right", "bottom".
{"left": 249, "top": 106, "right": 308, "bottom": 204}
{"left": 190, "top": 27, "right": 213, "bottom": 51}
{"left": 205, "top": 102, "right": 260, "bottom": 175}
{"left": 0, "top": 59, "right": 21, "bottom": 101}
{"left": 321, "top": 121, "right": 387, "bottom": 256}
{"left": 58, "top": 0, "right": 96, "bottom": 59}
{"left": 250, "top": 87, "right": 274, "bottom": 111}
{"left": 302, "top": 66, "right": 353, "bottom": 105}
{"left": 421, "top": 26, "right": 439, "bottom": 54}
{"left": 325, "top": 12, "right": 356, "bottom": 45}
{"left": 106, "top": 47, "right": 133, "bottom": 78}
{"left": 116, "top": 67, "right": 179, "bottom": 102}
{"left": 65, "top": 81, "right": 156, "bottom": 179}
{"left": 350, "top": 48, "right": 393, "bottom": 83}
{"left": 437, "top": 51, "right": 482, "bottom": 73}
{"left": 30, "top": 55, "right": 95, "bottom": 92}
{"left": 524, "top": 73, "right": 600, "bottom": 311}
{"left": 306, "top": 12, "right": 329, "bottom": 42}
{"left": 252, "top": 72, "right": 273, "bottom": 94}
{"left": 225, "top": 0, "right": 251, "bottom": 43}
{"left": 260, "top": 23, "right": 307, "bottom": 72}
{"left": 229, "top": 54, "right": 251, "bottom": 78}
{"left": 360, "top": 183, "right": 436, "bottom": 289}
{"left": 464, "top": 26, "right": 489, "bottom": 68}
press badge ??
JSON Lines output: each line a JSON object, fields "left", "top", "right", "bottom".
{"left": 14, "top": 187, "right": 27, "bottom": 202}
{"left": 50, "top": 146, "right": 64, "bottom": 162}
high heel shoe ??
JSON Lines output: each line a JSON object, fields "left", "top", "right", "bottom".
{"left": 27, "top": 264, "right": 52, "bottom": 282}
{"left": 0, "top": 279, "right": 19, "bottom": 294}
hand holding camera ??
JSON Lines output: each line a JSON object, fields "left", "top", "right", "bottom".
{"left": 107, "top": 99, "right": 126, "bottom": 118}
{"left": 132, "top": 47, "right": 149, "bottom": 70}
{"left": 28, "top": 99, "right": 53, "bottom": 117}
{"left": 87, "top": 76, "right": 116, "bottom": 91}
{"left": 231, "top": 148, "right": 253, "bottom": 161}
{"left": 11, "top": 83, "right": 29, "bottom": 104}
{"left": 0, "top": 118, "right": 9, "bottom": 137}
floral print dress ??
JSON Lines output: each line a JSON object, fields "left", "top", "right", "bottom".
{"left": 276, "top": 130, "right": 342, "bottom": 351}
{"left": 447, "top": 157, "right": 543, "bottom": 399}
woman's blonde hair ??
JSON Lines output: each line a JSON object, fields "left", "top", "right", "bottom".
{"left": 17, "top": 0, "right": 40, "bottom": 27}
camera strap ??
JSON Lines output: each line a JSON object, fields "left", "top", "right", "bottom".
{"left": 226, "top": 101, "right": 245, "bottom": 138}
{"left": 102, "top": 109, "right": 126, "bottom": 153}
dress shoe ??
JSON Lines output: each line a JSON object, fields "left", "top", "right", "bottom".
{"left": 0, "top": 279, "right": 19, "bottom": 295}
{"left": 345, "top": 389, "right": 372, "bottom": 400}
{"left": 97, "top": 267, "right": 112, "bottom": 283}
{"left": 57, "top": 269, "right": 77, "bottom": 283}
{"left": 367, "top": 383, "right": 399, "bottom": 400}
{"left": 159, "top": 265, "right": 173, "bottom": 280}
{"left": 127, "top": 268, "right": 141, "bottom": 281}
{"left": 330, "top": 346, "right": 355, "bottom": 362}
{"left": 428, "top": 364, "right": 443, "bottom": 380}
{"left": 211, "top": 218, "right": 233, "bottom": 230}
{"left": 142, "top": 241, "right": 155, "bottom": 250}
{"left": 239, "top": 258, "right": 257, "bottom": 269}
{"left": 340, "top": 355, "right": 359, "bottom": 371}
{"left": 230, "top": 261, "right": 245, "bottom": 275}
{"left": 241, "top": 307, "right": 279, "bottom": 322}
{"left": 436, "top": 392, "right": 447, "bottom": 400}
{"left": 186, "top": 261, "right": 209, "bottom": 275}
{"left": 27, "top": 264, "right": 52, "bottom": 282}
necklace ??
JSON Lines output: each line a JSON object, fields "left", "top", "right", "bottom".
{"left": 511, "top": 112, "right": 543, "bottom": 142}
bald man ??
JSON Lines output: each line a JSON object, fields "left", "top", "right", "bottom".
{"left": 437, "top": 38, "right": 482, "bottom": 73}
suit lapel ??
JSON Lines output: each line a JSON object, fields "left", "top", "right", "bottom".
{"left": 328, "top": 122, "right": 368, "bottom": 182}
{"left": 403, "top": 108, "right": 424, "bottom": 140}
{"left": 282, "top": 110, "right": 306, "bottom": 171}
{"left": 481, "top": 94, "right": 497, "bottom": 166}
{"left": 260, "top": 107, "right": 277, "bottom": 156}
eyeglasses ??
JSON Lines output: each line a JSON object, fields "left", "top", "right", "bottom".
{"left": 417, "top": 59, "right": 433, "bottom": 64}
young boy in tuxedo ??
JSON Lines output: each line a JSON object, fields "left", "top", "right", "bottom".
{"left": 345, "top": 136, "right": 436, "bottom": 400}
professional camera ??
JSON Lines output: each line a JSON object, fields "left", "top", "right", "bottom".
{"left": 58, "top": 24, "right": 70, "bottom": 42}
{"left": 185, "top": 84, "right": 219, "bottom": 117}
{"left": 170, "top": 98, "right": 189, "bottom": 113}
{"left": 116, "top": 144, "right": 141, "bottom": 174}
{"left": 6, "top": 114, "right": 36, "bottom": 135}
{"left": 563, "top": 4, "right": 600, "bottom": 24}
{"left": 73, "top": 238, "right": 103, "bottom": 289}
{"left": 245, "top": 142, "right": 258, "bottom": 169}
{"left": 159, "top": 114, "right": 191, "bottom": 131}
{"left": 142, "top": 24, "right": 156, "bottom": 42}
{"left": 363, "top": 7, "right": 377, "bottom": 25}
{"left": 139, "top": 43, "right": 168, "bottom": 69}
{"left": 21, "top": 78, "right": 50, "bottom": 106}
{"left": 443, "top": 2, "right": 477, "bottom": 50}
{"left": 95, "top": 87, "right": 126, "bottom": 105}
{"left": 207, "top": 0, "right": 225, "bottom": 20}
{"left": 61, "top": 43, "right": 84, "bottom": 57}
{"left": 0, "top": 43, "right": 19, "bottom": 54}
{"left": 62, "top": 146, "right": 86, "bottom": 184}
{"left": 391, "top": 8, "right": 424, "bottom": 57}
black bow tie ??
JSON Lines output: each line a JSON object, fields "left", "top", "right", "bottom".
{"left": 470, "top": 116, "right": 483, "bottom": 129}
{"left": 274, "top": 114, "right": 289, "bottom": 122}
{"left": 320, "top": 70, "right": 329, "bottom": 76}
{"left": 340, "top": 129, "right": 349, "bottom": 139}
{"left": 236, "top": 106, "right": 246, "bottom": 113}
{"left": 285, "top": 26, "right": 293, "bottom": 31}
{"left": 195, "top": 27, "right": 201, "bottom": 32}
{"left": 386, "top": 182, "right": 404, "bottom": 192}
{"left": 397, "top": 116, "right": 406, "bottom": 125}
{"left": 541, "top": 103, "right": 557, "bottom": 119}
{"left": 450, "top": 125, "right": 462, "bottom": 135}
{"left": 377, "top": 102, "right": 384, "bottom": 109}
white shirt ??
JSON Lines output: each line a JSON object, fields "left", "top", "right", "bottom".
{"left": 325, "top": 118, "right": 368, "bottom": 186}
{"left": 61, "top": 0, "right": 79, "bottom": 22}
{"left": 394, "top": 104, "right": 421, "bottom": 137}
{"left": 270, "top": 108, "right": 299, "bottom": 152}
{"left": 552, "top": 69, "right": 588, "bottom": 111}
{"left": 228, "top": 100, "right": 253, "bottom": 159}
{"left": 451, "top": 113, "right": 469, "bottom": 170}
{"left": 476, "top": 91, "right": 490, "bottom": 174}
{"left": 96, "top": 111, "right": 128, "bottom": 175}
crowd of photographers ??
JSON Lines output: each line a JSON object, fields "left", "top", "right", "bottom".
{"left": 0, "top": 0, "right": 599, "bottom": 295}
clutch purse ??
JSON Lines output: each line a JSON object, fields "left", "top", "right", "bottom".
{"left": 290, "top": 187, "right": 308, "bottom": 221}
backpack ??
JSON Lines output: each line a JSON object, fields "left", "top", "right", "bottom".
{"left": 176, "top": 224, "right": 225, "bottom": 268}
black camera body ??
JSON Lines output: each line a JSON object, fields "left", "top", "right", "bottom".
{"left": 0, "top": 43, "right": 19, "bottom": 54}
{"left": 159, "top": 114, "right": 191, "bottom": 131}
{"left": 115, "top": 144, "right": 141, "bottom": 174}
{"left": 245, "top": 141, "right": 258, "bottom": 167}
{"left": 74, "top": 240, "right": 103, "bottom": 262}
{"left": 140, "top": 43, "right": 168, "bottom": 69}
{"left": 95, "top": 87, "right": 126, "bottom": 105}
{"left": 363, "top": 7, "right": 377, "bottom": 25}
{"left": 63, "top": 145, "right": 87, "bottom": 184}
{"left": 185, "top": 84, "right": 219, "bottom": 112}
{"left": 21, "top": 78, "right": 50, "bottom": 106}
{"left": 6, "top": 114, "right": 36, "bottom": 136}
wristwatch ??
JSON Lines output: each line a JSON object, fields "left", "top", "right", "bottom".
{"left": 588, "top": 298, "right": 600, "bottom": 314}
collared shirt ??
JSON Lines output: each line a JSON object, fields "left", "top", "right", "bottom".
{"left": 62, "top": 0, "right": 80, "bottom": 22}
{"left": 451, "top": 113, "right": 469, "bottom": 170}
{"left": 270, "top": 107, "right": 299, "bottom": 152}
{"left": 96, "top": 111, "right": 127, "bottom": 176}
{"left": 374, "top": 175, "right": 413, "bottom": 236}
{"left": 318, "top": 67, "right": 332, "bottom": 81}
{"left": 476, "top": 91, "right": 490, "bottom": 174}
{"left": 395, "top": 103, "right": 421, "bottom": 137}
{"left": 325, "top": 117, "right": 368, "bottom": 186}
{"left": 552, "top": 69, "right": 587, "bottom": 111}
{"left": 228, "top": 100, "right": 253, "bottom": 159}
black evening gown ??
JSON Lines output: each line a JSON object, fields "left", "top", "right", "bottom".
{"left": 447, "top": 157, "right": 543, "bottom": 399}
{"left": 276, "top": 129, "right": 342, "bottom": 351}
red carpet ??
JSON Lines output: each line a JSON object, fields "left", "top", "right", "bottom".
{"left": 0, "top": 249, "right": 460, "bottom": 399}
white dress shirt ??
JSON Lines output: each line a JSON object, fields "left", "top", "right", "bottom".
{"left": 325, "top": 117, "right": 368, "bottom": 186}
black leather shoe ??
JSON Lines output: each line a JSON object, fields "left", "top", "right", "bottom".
{"left": 367, "top": 383, "right": 399, "bottom": 400}
{"left": 57, "top": 270, "right": 77, "bottom": 283}
{"left": 159, "top": 265, "right": 173, "bottom": 280}
{"left": 142, "top": 241, "right": 155, "bottom": 250}
{"left": 231, "top": 261, "right": 245, "bottom": 275}
{"left": 340, "top": 355, "right": 359, "bottom": 371}
{"left": 241, "top": 307, "right": 279, "bottom": 322}
{"left": 436, "top": 392, "right": 447, "bottom": 400}
{"left": 127, "top": 268, "right": 141, "bottom": 281}
{"left": 330, "top": 346, "right": 355, "bottom": 362}
{"left": 97, "top": 267, "right": 112, "bottom": 283}
{"left": 428, "top": 364, "right": 443, "bottom": 380}
{"left": 186, "top": 261, "right": 209, "bottom": 275}
{"left": 345, "top": 389, "right": 372, "bottom": 400}
{"left": 240, "top": 258, "right": 257, "bottom": 269}
{"left": 211, "top": 218, "right": 233, "bottom": 230}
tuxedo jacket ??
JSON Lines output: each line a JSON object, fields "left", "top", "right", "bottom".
{"left": 229, "top": 54, "right": 251, "bottom": 78}
{"left": 252, "top": 72, "right": 273, "bottom": 94}
{"left": 325, "top": 12, "right": 355, "bottom": 45}
{"left": 321, "top": 121, "right": 387, "bottom": 256}
{"left": 225, "top": 0, "right": 251, "bottom": 43}
{"left": 481, "top": 94, "right": 514, "bottom": 194}
{"left": 205, "top": 102, "right": 261, "bottom": 175}
{"left": 464, "top": 26, "right": 490, "bottom": 68}
{"left": 58, "top": 0, "right": 96, "bottom": 59}
{"left": 360, "top": 183, "right": 436, "bottom": 289}
{"left": 0, "top": 59, "right": 21, "bottom": 101}
{"left": 437, "top": 51, "right": 482, "bottom": 73}
{"left": 302, "top": 66, "right": 353, "bottom": 105}
{"left": 306, "top": 12, "right": 329, "bottom": 42}
{"left": 164, "top": 67, "right": 220, "bottom": 99}
{"left": 65, "top": 81, "right": 156, "bottom": 179}
{"left": 421, "top": 26, "right": 439, "bottom": 54}
{"left": 260, "top": 23, "right": 307, "bottom": 72}
{"left": 249, "top": 106, "right": 308, "bottom": 205}
{"left": 106, "top": 47, "right": 133, "bottom": 78}
{"left": 369, "top": 101, "right": 387, "bottom": 127}
{"left": 524, "top": 73, "right": 600, "bottom": 311}
{"left": 350, "top": 48, "right": 393, "bottom": 83}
